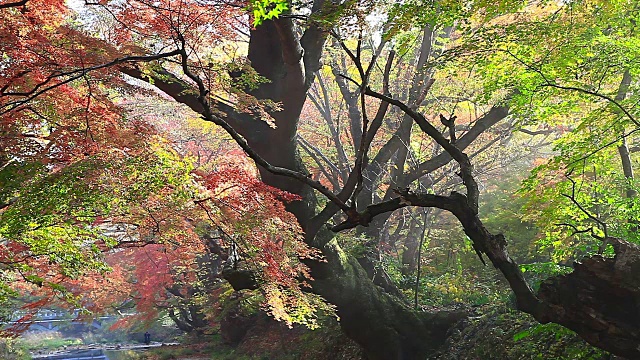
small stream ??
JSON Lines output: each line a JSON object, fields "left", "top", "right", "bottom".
{"left": 104, "top": 349, "right": 144, "bottom": 360}
{"left": 33, "top": 348, "right": 145, "bottom": 360}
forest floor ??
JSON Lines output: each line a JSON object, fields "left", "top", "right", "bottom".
{"left": 196, "top": 304, "right": 619, "bottom": 360}
{"left": 21, "top": 305, "right": 621, "bottom": 360}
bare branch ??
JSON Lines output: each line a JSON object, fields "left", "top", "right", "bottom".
{"left": 0, "top": 0, "right": 27, "bottom": 9}
{"left": 561, "top": 174, "right": 608, "bottom": 243}
{"left": 297, "top": 134, "right": 341, "bottom": 191}
{"left": 365, "top": 87, "right": 480, "bottom": 212}
{"left": 1, "top": 50, "right": 182, "bottom": 115}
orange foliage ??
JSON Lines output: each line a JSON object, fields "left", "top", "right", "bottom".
{"left": 1, "top": 0, "right": 322, "bottom": 332}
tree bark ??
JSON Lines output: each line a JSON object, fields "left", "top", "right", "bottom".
{"left": 614, "top": 70, "right": 637, "bottom": 230}
{"left": 537, "top": 238, "right": 640, "bottom": 359}
{"left": 242, "top": 17, "right": 467, "bottom": 359}
{"left": 312, "top": 234, "right": 467, "bottom": 360}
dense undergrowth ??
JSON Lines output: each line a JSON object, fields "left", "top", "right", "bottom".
{"left": 2, "top": 304, "right": 615, "bottom": 360}
{"left": 435, "top": 307, "right": 613, "bottom": 360}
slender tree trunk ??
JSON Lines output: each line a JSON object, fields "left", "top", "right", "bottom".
{"left": 414, "top": 210, "right": 432, "bottom": 309}
{"left": 615, "top": 70, "right": 637, "bottom": 227}
{"left": 618, "top": 137, "right": 636, "bottom": 199}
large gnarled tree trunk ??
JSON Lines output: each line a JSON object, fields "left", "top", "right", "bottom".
{"left": 123, "top": 11, "right": 467, "bottom": 360}
{"left": 239, "top": 16, "right": 467, "bottom": 360}
{"left": 538, "top": 238, "right": 640, "bottom": 358}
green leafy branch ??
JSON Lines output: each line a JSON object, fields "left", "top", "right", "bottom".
{"left": 250, "top": 0, "right": 288, "bottom": 26}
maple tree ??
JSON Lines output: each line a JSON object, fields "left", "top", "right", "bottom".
{"left": 0, "top": 0, "right": 322, "bottom": 334}
{"left": 2, "top": 0, "right": 640, "bottom": 359}
{"left": 71, "top": 159, "right": 322, "bottom": 332}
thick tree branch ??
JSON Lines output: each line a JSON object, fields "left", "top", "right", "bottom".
{"left": 175, "top": 35, "right": 351, "bottom": 214}
{"left": 404, "top": 105, "right": 509, "bottom": 184}
{"left": 1, "top": 50, "right": 182, "bottom": 115}
{"left": 300, "top": 0, "right": 334, "bottom": 87}
{"left": 0, "top": 0, "right": 27, "bottom": 9}
{"left": 273, "top": 19, "right": 304, "bottom": 66}
{"left": 334, "top": 187, "right": 541, "bottom": 313}
{"left": 365, "top": 87, "right": 480, "bottom": 212}
{"left": 518, "top": 127, "right": 554, "bottom": 136}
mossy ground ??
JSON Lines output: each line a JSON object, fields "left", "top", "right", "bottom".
{"left": 435, "top": 307, "right": 615, "bottom": 360}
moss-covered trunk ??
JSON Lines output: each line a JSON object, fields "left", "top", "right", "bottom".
{"left": 313, "top": 237, "right": 467, "bottom": 360}
{"left": 238, "top": 18, "right": 467, "bottom": 359}
{"left": 125, "top": 13, "right": 471, "bottom": 359}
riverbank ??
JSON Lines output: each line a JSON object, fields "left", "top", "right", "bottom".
{"left": 31, "top": 342, "right": 180, "bottom": 359}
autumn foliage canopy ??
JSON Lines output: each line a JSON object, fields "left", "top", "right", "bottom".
{"left": 0, "top": 0, "right": 320, "bottom": 332}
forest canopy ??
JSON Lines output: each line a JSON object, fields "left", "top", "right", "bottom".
{"left": 1, "top": 0, "right": 640, "bottom": 358}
